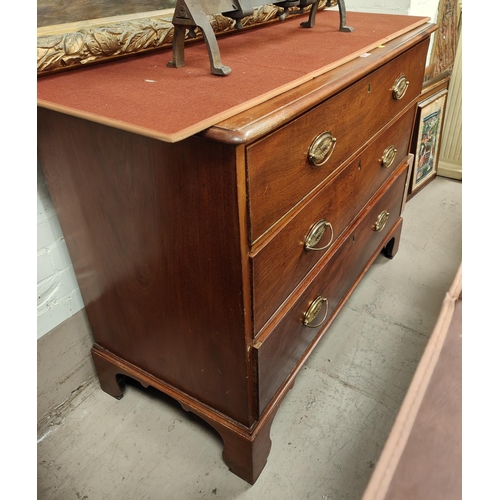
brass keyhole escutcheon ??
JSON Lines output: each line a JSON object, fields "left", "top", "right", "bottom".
{"left": 304, "top": 219, "right": 334, "bottom": 251}
{"left": 392, "top": 75, "right": 409, "bottom": 100}
{"left": 381, "top": 146, "right": 397, "bottom": 168}
{"left": 308, "top": 132, "right": 336, "bottom": 167}
{"left": 303, "top": 296, "right": 329, "bottom": 328}
{"left": 372, "top": 210, "right": 390, "bottom": 232}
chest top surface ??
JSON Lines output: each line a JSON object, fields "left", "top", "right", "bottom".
{"left": 37, "top": 10, "right": 432, "bottom": 144}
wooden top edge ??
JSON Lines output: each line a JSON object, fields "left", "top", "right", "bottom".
{"left": 204, "top": 21, "right": 436, "bottom": 144}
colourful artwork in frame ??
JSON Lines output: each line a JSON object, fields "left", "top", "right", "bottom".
{"left": 412, "top": 89, "right": 448, "bottom": 192}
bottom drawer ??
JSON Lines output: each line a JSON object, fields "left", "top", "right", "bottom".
{"left": 254, "top": 159, "right": 410, "bottom": 415}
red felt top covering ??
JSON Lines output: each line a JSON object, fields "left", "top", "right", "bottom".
{"left": 37, "top": 10, "right": 429, "bottom": 143}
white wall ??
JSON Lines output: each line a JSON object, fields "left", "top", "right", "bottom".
{"left": 37, "top": 160, "right": 84, "bottom": 339}
{"left": 408, "top": 0, "right": 440, "bottom": 17}
{"left": 344, "top": 0, "right": 441, "bottom": 66}
{"left": 340, "top": 0, "right": 439, "bottom": 16}
{"left": 341, "top": 0, "right": 411, "bottom": 13}
{"left": 36, "top": 0, "right": 441, "bottom": 340}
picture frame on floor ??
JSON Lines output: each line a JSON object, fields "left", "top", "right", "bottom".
{"left": 410, "top": 88, "right": 448, "bottom": 195}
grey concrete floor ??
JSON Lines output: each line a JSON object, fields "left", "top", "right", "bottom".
{"left": 37, "top": 176, "right": 462, "bottom": 500}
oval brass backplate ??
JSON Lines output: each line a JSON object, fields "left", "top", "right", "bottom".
{"left": 372, "top": 210, "right": 390, "bottom": 232}
{"left": 308, "top": 132, "right": 336, "bottom": 167}
{"left": 392, "top": 75, "right": 409, "bottom": 100}
{"left": 304, "top": 219, "right": 334, "bottom": 251}
{"left": 381, "top": 145, "right": 397, "bottom": 168}
{"left": 303, "top": 296, "right": 328, "bottom": 328}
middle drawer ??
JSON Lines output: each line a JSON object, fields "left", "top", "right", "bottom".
{"left": 251, "top": 108, "right": 415, "bottom": 336}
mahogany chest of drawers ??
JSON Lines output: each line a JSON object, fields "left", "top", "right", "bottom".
{"left": 37, "top": 18, "right": 435, "bottom": 484}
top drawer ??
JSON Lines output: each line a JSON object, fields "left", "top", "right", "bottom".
{"left": 246, "top": 40, "right": 428, "bottom": 243}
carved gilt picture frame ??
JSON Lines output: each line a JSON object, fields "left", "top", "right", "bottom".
{"left": 37, "top": 1, "right": 330, "bottom": 76}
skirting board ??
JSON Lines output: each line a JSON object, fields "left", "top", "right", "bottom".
{"left": 437, "top": 160, "right": 462, "bottom": 181}
{"left": 37, "top": 309, "right": 97, "bottom": 423}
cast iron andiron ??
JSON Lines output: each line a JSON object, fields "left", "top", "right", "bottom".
{"left": 167, "top": 0, "right": 353, "bottom": 76}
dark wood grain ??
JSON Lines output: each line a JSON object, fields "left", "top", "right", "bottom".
{"left": 255, "top": 160, "right": 409, "bottom": 414}
{"left": 246, "top": 39, "right": 429, "bottom": 243}
{"left": 37, "top": 109, "right": 254, "bottom": 426}
{"left": 251, "top": 108, "right": 416, "bottom": 335}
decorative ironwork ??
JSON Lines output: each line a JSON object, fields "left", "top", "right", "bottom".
{"left": 167, "top": 0, "right": 351, "bottom": 75}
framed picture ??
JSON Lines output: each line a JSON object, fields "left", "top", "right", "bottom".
{"left": 411, "top": 89, "right": 448, "bottom": 193}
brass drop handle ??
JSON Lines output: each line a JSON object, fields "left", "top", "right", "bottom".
{"left": 303, "top": 296, "right": 329, "bottom": 328}
{"left": 372, "top": 210, "right": 390, "bottom": 232}
{"left": 304, "top": 219, "right": 334, "bottom": 251}
{"left": 380, "top": 146, "right": 398, "bottom": 168}
{"left": 392, "top": 75, "right": 409, "bottom": 100}
{"left": 308, "top": 132, "right": 336, "bottom": 167}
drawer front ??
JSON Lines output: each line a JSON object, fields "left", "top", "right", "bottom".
{"left": 252, "top": 108, "right": 415, "bottom": 335}
{"left": 247, "top": 40, "right": 428, "bottom": 243}
{"left": 255, "top": 161, "right": 409, "bottom": 415}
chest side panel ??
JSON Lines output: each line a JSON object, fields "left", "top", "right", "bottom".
{"left": 37, "top": 109, "right": 252, "bottom": 426}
